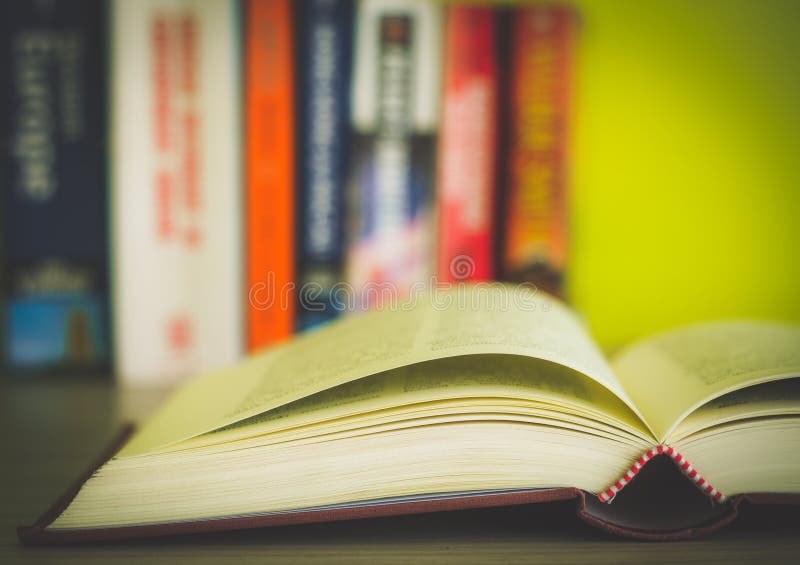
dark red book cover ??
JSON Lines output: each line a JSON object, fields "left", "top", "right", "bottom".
{"left": 17, "top": 426, "right": 800, "bottom": 544}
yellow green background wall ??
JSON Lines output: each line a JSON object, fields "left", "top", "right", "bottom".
{"left": 562, "top": 0, "right": 800, "bottom": 350}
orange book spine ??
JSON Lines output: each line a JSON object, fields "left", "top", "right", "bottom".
{"left": 503, "top": 6, "right": 575, "bottom": 297}
{"left": 244, "top": 0, "right": 294, "bottom": 351}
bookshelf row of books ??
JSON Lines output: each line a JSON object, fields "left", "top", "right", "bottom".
{"left": 0, "top": 0, "right": 575, "bottom": 383}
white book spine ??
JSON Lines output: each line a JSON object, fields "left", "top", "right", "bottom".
{"left": 347, "top": 0, "right": 442, "bottom": 306}
{"left": 351, "top": 0, "right": 442, "bottom": 134}
{"left": 112, "top": 0, "right": 242, "bottom": 385}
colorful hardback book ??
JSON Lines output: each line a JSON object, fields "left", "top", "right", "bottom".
{"left": 347, "top": 0, "right": 442, "bottom": 309}
{"left": 17, "top": 285, "right": 800, "bottom": 543}
{"left": 501, "top": 6, "right": 575, "bottom": 298}
{"left": 294, "top": 0, "right": 353, "bottom": 331}
{"left": 244, "top": 0, "right": 295, "bottom": 350}
{"left": 436, "top": 5, "right": 498, "bottom": 284}
{"left": 112, "top": 0, "right": 242, "bottom": 384}
{"left": 0, "top": 0, "right": 110, "bottom": 374}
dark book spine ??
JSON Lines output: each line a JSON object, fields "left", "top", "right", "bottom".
{"left": 295, "top": 0, "right": 353, "bottom": 331}
{"left": 0, "top": 0, "right": 110, "bottom": 374}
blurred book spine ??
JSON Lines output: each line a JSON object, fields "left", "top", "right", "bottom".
{"left": 0, "top": 0, "right": 110, "bottom": 374}
{"left": 502, "top": 5, "right": 575, "bottom": 298}
{"left": 295, "top": 0, "right": 353, "bottom": 331}
{"left": 112, "top": 0, "right": 242, "bottom": 384}
{"left": 436, "top": 5, "right": 497, "bottom": 283}
{"left": 244, "top": 0, "right": 295, "bottom": 350}
{"left": 347, "top": 0, "right": 441, "bottom": 309}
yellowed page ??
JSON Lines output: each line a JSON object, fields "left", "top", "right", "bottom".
{"left": 165, "top": 355, "right": 651, "bottom": 453}
{"left": 611, "top": 321, "right": 800, "bottom": 441}
{"left": 121, "top": 284, "right": 639, "bottom": 456}
{"left": 669, "top": 378, "right": 800, "bottom": 442}
{"left": 674, "top": 418, "right": 800, "bottom": 496}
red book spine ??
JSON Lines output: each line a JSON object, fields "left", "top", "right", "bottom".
{"left": 436, "top": 5, "right": 497, "bottom": 283}
{"left": 244, "top": 0, "right": 294, "bottom": 351}
{"left": 503, "top": 6, "right": 575, "bottom": 296}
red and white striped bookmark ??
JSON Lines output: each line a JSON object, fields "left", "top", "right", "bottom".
{"left": 598, "top": 444, "right": 726, "bottom": 504}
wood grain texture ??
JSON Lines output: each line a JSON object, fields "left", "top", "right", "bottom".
{"left": 2, "top": 377, "right": 799, "bottom": 563}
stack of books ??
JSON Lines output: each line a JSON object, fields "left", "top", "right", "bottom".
{"left": 1, "top": 0, "right": 576, "bottom": 384}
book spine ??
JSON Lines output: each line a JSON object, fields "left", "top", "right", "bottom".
{"left": 502, "top": 6, "right": 575, "bottom": 297}
{"left": 244, "top": 0, "right": 294, "bottom": 350}
{"left": 0, "top": 0, "right": 110, "bottom": 374}
{"left": 112, "top": 0, "right": 242, "bottom": 384}
{"left": 348, "top": 0, "right": 442, "bottom": 308}
{"left": 295, "top": 0, "right": 353, "bottom": 331}
{"left": 190, "top": 0, "right": 242, "bottom": 373}
{"left": 436, "top": 5, "right": 497, "bottom": 284}
{"left": 599, "top": 445, "right": 727, "bottom": 504}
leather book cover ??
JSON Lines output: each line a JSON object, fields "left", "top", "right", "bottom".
{"left": 18, "top": 426, "right": 800, "bottom": 545}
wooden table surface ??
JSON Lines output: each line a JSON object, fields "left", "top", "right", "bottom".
{"left": 2, "top": 377, "right": 799, "bottom": 564}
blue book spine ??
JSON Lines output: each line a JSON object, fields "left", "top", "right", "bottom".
{"left": 295, "top": 0, "right": 353, "bottom": 331}
{"left": 0, "top": 0, "right": 110, "bottom": 373}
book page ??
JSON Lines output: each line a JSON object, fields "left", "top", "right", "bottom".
{"left": 168, "top": 355, "right": 652, "bottom": 453}
{"left": 611, "top": 321, "right": 800, "bottom": 441}
{"left": 121, "top": 285, "right": 641, "bottom": 456}
{"left": 669, "top": 378, "right": 800, "bottom": 442}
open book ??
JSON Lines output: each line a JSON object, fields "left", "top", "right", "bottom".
{"left": 19, "top": 285, "right": 800, "bottom": 543}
